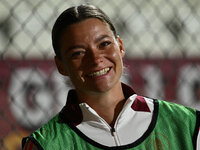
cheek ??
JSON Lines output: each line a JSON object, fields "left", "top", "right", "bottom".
{"left": 110, "top": 51, "right": 124, "bottom": 74}
{"left": 68, "top": 59, "right": 83, "bottom": 70}
{"left": 67, "top": 61, "right": 85, "bottom": 79}
{"left": 107, "top": 48, "right": 123, "bottom": 64}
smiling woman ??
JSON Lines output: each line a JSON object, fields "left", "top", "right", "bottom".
{"left": 22, "top": 4, "right": 200, "bottom": 150}
{"left": 56, "top": 18, "right": 125, "bottom": 96}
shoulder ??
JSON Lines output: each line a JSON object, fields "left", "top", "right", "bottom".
{"left": 22, "top": 113, "right": 73, "bottom": 149}
{"left": 129, "top": 94, "right": 197, "bottom": 119}
{"left": 158, "top": 100, "right": 200, "bottom": 149}
{"left": 158, "top": 99, "right": 197, "bottom": 116}
{"left": 22, "top": 115, "right": 59, "bottom": 150}
{"left": 157, "top": 99, "right": 199, "bottom": 132}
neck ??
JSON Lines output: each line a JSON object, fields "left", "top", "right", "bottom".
{"left": 76, "top": 82, "right": 125, "bottom": 127}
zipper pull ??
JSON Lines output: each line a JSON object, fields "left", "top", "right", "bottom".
{"left": 111, "top": 128, "right": 115, "bottom": 136}
{"left": 110, "top": 128, "right": 120, "bottom": 146}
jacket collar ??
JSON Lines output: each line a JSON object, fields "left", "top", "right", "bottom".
{"left": 59, "top": 83, "right": 135, "bottom": 125}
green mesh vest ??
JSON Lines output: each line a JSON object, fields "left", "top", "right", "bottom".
{"left": 25, "top": 100, "right": 200, "bottom": 150}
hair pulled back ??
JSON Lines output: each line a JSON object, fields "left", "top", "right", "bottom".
{"left": 52, "top": 4, "right": 117, "bottom": 59}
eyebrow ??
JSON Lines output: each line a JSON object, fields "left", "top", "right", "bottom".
{"left": 94, "top": 34, "right": 111, "bottom": 43}
{"left": 65, "top": 35, "right": 111, "bottom": 52}
{"left": 66, "top": 45, "right": 85, "bottom": 53}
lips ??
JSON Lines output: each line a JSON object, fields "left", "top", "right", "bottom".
{"left": 87, "top": 67, "right": 110, "bottom": 77}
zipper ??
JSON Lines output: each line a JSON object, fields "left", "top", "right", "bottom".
{"left": 88, "top": 111, "right": 121, "bottom": 146}
{"left": 83, "top": 103, "right": 127, "bottom": 146}
{"left": 98, "top": 101, "right": 131, "bottom": 146}
{"left": 97, "top": 117, "right": 121, "bottom": 146}
{"left": 109, "top": 100, "right": 132, "bottom": 146}
{"left": 110, "top": 127, "right": 121, "bottom": 146}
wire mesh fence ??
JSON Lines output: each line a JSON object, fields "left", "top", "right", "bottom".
{"left": 0, "top": 0, "right": 200, "bottom": 149}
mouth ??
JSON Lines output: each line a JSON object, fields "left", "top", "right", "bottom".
{"left": 87, "top": 67, "right": 111, "bottom": 78}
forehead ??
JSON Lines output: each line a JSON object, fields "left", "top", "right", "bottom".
{"left": 60, "top": 18, "right": 114, "bottom": 42}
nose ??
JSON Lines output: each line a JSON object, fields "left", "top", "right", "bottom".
{"left": 87, "top": 47, "right": 103, "bottom": 65}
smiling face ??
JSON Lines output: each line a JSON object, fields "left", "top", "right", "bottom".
{"left": 55, "top": 18, "right": 125, "bottom": 95}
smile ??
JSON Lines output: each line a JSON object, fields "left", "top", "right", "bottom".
{"left": 87, "top": 67, "right": 110, "bottom": 77}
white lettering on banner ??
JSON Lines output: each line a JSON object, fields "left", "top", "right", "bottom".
{"left": 121, "top": 67, "right": 131, "bottom": 86}
{"left": 50, "top": 70, "right": 72, "bottom": 111}
{"left": 142, "top": 66, "right": 164, "bottom": 99}
{"left": 177, "top": 65, "right": 200, "bottom": 110}
{"left": 8, "top": 68, "right": 72, "bottom": 129}
{"left": 7, "top": 64, "right": 200, "bottom": 129}
{"left": 9, "top": 68, "right": 54, "bottom": 128}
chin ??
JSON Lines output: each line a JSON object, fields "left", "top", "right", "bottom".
{"left": 88, "top": 81, "right": 119, "bottom": 93}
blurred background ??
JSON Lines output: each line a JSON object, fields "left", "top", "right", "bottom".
{"left": 1, "top": 0, "right": 200, "bottom": 149}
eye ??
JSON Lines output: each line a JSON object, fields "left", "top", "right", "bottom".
{"left": 99, "top": 41, "right": 112, "bottom": 49}
{"left": 71, "top": 50, "right": 85, "bottom": 58}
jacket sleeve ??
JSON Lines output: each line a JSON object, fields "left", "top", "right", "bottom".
{"left": 195, "top": 111, "right": 200, "bottom": 150}
{"left": 22, "top": 138, "right": 39, "bottom": 150}
{"left": 22, "top": 137, "right": 43, "bottom": 150}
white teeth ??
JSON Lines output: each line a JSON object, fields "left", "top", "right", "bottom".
{"left": 88, "top": 68, "right": 110, "bottom": 77}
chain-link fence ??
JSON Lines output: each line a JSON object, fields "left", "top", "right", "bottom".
{"left": 1, "top": 0, "right": 200, "bottom": 149}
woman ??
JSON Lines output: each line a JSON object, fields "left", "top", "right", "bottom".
{"left": 22, "top": 4, "right": 200, "bottom": 150}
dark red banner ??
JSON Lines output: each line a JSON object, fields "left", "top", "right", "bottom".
{"left": 1, "top": 58, "right": 200, "bottom": 149}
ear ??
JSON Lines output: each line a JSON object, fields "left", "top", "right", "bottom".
{"left": 117, "top": 36, "right": 125, "bottom": 58}
{"left": 54, "top": 56, "right": 68, "bottom": 76}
